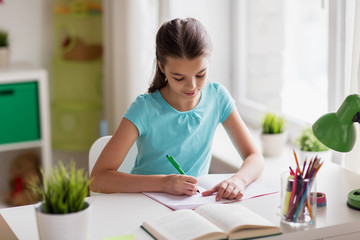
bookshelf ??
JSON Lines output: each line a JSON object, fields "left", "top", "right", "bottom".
{"left": 0, "top": 63, "right": 52, "bottom": 207}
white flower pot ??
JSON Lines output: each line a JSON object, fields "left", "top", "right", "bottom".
{"left": 0, "top": 47, "right": 9, "bottom": 67}
{"left": 35, "top": 201, "right": 91, "bottom": 240}
{"left": 261, "top": 132, "right": 288, "bottom": 157}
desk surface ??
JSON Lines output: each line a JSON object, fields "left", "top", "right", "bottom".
{"left": 1, "top": 151, "right": 360, "bottom": 240}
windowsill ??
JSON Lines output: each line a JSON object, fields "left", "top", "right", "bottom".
{"left": 211, "top": 124, "right": 346, "bottom": 175}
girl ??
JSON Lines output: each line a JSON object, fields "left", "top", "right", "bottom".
{"left": 90, "top": 18, "right": 264, "bottom": 201}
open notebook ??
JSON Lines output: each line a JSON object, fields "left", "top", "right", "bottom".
{"left": 143, "top": 174, "right": 278, "bottom": 210}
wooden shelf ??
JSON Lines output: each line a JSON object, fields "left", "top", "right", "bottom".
{"left": 0, "top": 64, "right": 52, "bottom": 195}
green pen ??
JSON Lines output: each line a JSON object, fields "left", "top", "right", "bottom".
{"left": 166, "top": 155, "right": 200, "bottom": 193}
{"left": 166, "top": 155, "right": 186, "bottom": 174}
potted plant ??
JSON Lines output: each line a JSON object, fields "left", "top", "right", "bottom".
{"left": 0, "top": 30, "right": 9, "bottom": 66}
{"left": 294, "top": 127, "right": 331, "bottom": 163}
{"left": 31, "top": 161, "right": 92, "bottom": 240}
{"left": 260, "top": 112, "right": 287, "bottom": 157}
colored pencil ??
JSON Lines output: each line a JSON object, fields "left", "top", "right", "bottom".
{"left": 284, "top": 153, "right": 324, "bottom": 223}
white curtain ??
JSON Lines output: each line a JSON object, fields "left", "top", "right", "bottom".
{"left": 103, "top": 0, "right": 161, "bottom": 133}
{"left": 342, "top": 0, "right": 360, "bottom": 173}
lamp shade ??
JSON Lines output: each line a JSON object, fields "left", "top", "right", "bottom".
{"left": 312, "top": 94, "right": 360, "bottom": 152}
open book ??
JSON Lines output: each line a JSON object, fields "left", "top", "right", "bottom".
{"left": 143, "top": 174, "right": 277, "bottom": 210}
{"left": 141, "top": 203, "right": 282, "bottom": 240}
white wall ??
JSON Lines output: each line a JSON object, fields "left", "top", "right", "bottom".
{"left": 0, "top": 0, "right": 53, "bottom": 69}
{"left": 166, "top": 0, "right": 232, "bottom": 89}
{"left": 103, "top": 0, "right": 159, "bottom": 132}
{"left": 246, "top": 0, "right": 285, "bottom": 110}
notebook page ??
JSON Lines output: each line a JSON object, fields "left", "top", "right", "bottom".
{"left": 143, "top": 174, "right": 277, "bottom": 210}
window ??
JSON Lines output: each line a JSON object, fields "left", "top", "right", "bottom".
{"left": 233, "top": 0, "right": 331, "bottom": 132}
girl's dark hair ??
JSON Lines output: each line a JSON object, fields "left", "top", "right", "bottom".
{"left": 148, "top": 18, "right": 213, "bottom": 93}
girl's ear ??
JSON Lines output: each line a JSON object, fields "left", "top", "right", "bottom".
{"left": 158, "top": 60, "right": 165, "bottom": 73}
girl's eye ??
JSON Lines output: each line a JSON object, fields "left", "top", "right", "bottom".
{"left": 196, "top": 73, "right": 206, "bottom": 78}
{"left": 174, "top": 77, "right": 184, "bottom": 81}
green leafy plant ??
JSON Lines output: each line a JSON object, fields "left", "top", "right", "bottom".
{"left": 295, "top": 128, "right": 329, "bottom": 152}
{"left": 0, "top": 30, "right": 8, "bottom": 48}
{"left": 31, "top": 161, "right": 92, "bottom": 214}
{"left": 262, "top": 112, "right": 285, "bottom": 134}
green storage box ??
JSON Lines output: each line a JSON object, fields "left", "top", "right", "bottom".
{"left": 51, "top": 101, "right": 101, "bottom": 151}
{"left": 0, "top": 82, "right": 40, "bottom": 144}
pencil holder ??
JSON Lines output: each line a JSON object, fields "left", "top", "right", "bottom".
{"left": 280, "top": 171, "right": 316, "bottom": 226}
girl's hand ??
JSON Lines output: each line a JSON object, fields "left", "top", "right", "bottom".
{"left": 202, "top": 176, "right": 246, "bottom": 201}
{"left": 163, "top": 174, "right": 199, "bottom": 196}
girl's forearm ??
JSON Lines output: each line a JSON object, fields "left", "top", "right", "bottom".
{"left": 233, "top": 152, "right": 264, "bottom": 186}
{"left": 90, "top": 171, "right": 167, "bottom": 194}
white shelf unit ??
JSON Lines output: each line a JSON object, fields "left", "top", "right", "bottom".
{"left": 0, "top": 63, "right": 52, "bottom": 204}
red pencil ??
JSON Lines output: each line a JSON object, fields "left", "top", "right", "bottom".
{"left": 288, "top": 168, "right": 298, "bottom": 211}
{"left": 289, "top": 166, "right": 295, "bottom": 175}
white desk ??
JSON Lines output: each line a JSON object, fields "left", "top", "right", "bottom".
{"left": 1, "top": 154, "right": 360, "bottom": 240}
{"left": 0, "top": 193, "right": 172, "bottom": 240}
{"left": 242, "top": 155, "right": 360, "bottom": 239}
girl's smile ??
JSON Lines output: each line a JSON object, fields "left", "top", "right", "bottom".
{"left": 185, "top": 91, "right": 196, "bottom": 97}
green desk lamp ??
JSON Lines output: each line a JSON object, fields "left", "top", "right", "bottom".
{"left": 312, "top": 94, "right": 360, "bottom": 210}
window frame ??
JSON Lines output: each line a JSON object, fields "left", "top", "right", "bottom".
{"left": 230, "top": 0, "right": 346, "bottom": 141}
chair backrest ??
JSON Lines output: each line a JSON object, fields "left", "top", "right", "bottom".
{"left": 88, "top": 135, "right": 137, "bottom": 177}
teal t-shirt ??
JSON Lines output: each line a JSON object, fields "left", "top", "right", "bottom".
{"left": 124, "top": 82, "right": 235, "bottom": 177}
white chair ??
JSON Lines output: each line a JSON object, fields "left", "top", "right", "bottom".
{"left": 88, "top": 135, "right": 137, "bottom": 195}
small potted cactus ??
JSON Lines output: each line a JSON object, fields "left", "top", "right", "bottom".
{"left": 260, "top": 112, "right": 287, "bottom": 157}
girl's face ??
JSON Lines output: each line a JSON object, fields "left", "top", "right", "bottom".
{"left": 159, "top": 56, "right": 209, "bottom": 100}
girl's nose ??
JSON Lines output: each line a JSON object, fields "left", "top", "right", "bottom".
{"left": 188, "top": 77, "right": 196, "bottom": 89}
